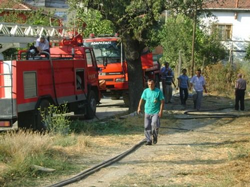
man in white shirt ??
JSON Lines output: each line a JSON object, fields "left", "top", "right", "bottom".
{"left": 35, "top": 35, "right": 50, "bottom": 54}
{"left": 190, "top": 69, "right": 207, "bottom": 110}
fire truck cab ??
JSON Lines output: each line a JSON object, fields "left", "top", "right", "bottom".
{"left": 0, "top": 26, "right": 101, "bottom": 130}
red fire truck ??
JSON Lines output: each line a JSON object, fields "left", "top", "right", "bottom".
{"left": 83, "top": 34, "right": 160, "bottom": 105}
{"left": 0, "top": 25, "right": 101, "bottom": 130}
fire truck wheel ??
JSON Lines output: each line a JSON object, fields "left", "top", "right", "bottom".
{"left": 86, "top": 91, "right": 97, "bottom": 119}
{"left": 36, "top": 99, "right": 50, "bottom": 131}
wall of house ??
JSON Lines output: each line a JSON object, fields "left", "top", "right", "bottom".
{"left": 202, "top": 11, "right": 250, "bottom": 62}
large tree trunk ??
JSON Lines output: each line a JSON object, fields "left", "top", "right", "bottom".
{"left": 123, "top": 35, "right": 144, "bottom": 113}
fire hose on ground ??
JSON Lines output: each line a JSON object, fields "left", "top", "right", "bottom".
{"left": 47, "top": 139, "right": 146, "bottom": 187}
{"left": 47, "top": 106, "right": 250, "bottom": 186}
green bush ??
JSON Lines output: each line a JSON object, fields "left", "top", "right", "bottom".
{"left": 39, "top": 103, "right": 71, "bottom": 135}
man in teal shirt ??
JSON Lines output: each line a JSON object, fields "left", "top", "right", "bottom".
{"left": 137, "top": 79, "right": 165, "bottom": 145}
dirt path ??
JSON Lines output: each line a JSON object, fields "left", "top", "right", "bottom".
{"left": 67, "top": 95, "right": 250, "bottom": 187}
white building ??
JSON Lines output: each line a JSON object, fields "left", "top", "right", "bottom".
{"left": 202, "top": 0, "right": 250, "bottom": 63}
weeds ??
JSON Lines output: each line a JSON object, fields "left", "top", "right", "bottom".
{"left": 235, "top": 146, "right": 250, "bottom": 159}
{"left": 0, "top": 114, "right": 144, "bottom": 186}
{"left": 52, "top": 134, "right": 77, "bottom": 147}
{"left": 39, "top": 103, "right": 71, "bottom": 135}
{"left": 0, "top": 130, "right": 51, "bottom": 163}
{"left": 0, "top": 130, "right": 52, "bottom": 184}
{"left": 228, "top": 146, "right": 250, "bottom": 161}
{"left": 204, "top": 63, "right": 240, "bottom": 97}
{"left": 227, "top": 151, "right": 234, "bottom": 161}
{"left": 204, "top": 62, "right": 250, "bottom": 98}
{"left": 0, "top": 130, "right": 81, "bottom": 187}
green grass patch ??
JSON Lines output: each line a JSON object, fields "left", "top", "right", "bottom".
{"left": 52, "top": 134, "right": 78, "bottom": 147}
{"left": 70, "top": 116, "right": 143, "bottom": 135}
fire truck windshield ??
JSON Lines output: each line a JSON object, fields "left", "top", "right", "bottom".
{"left": 83, "top": 41, "right": 122, "bottom": 65}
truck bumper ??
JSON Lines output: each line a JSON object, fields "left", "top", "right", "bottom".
{"left": 101, "top": 82, "right": 128, "bottom": 97}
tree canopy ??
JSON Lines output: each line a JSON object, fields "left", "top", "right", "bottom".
{"left": 67, "top": 0, "right": 170, "bottom": 111}
{"left": 67, "top": 9, "right": 115, "bottom": 37}
{"left": 67, "top": 0, "right": 167, "bottom": 48}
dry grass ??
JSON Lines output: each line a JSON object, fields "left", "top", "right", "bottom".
{"left": 0, "top": 116, "right": 146, "bottom": 187}
{"left": 2, "top": 96, "right": 250, "bottom": 187}
{"left": 0, "top": 130, "right": 52, "bottom": 162}
{"left": 0, "top": 130, "right": 52, "bottom": 185}
{"left": 51, "top": 133, "right": 92, "bottom": 156}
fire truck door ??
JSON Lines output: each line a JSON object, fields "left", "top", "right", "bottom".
{"left": 85, "top": 49, "right": 98, "bottom": 85}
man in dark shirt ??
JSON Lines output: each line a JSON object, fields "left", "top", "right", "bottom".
{"left": 235, "top": 73, "right": 247, "bottom": 111}
{"left": 165, "top": 69, "right": 176, "bottom": 103}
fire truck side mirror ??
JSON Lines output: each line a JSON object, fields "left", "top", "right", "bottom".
{"left": 103, "top": 57, "right": 108, "bottom": 67}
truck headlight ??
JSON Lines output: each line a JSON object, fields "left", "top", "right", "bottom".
{"left": 99, "top": 72, "right": 106, "bottom": 75}
{"left": 115, "top": 78, "right": 125, "bottom": 82}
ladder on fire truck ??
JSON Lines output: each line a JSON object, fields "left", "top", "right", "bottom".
{"left": 0, "top": 22, "right": 70, "bottom": 54}
{"left": 0, "top": 61, "right": 15, "bottom": 125}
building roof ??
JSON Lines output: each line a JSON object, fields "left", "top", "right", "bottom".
{"left": 204, "top": 0, "right": 250, "bottom": 9}
{"left": 0, "top": 0, "right": 62, "bottom": 24}
{"left": 0, "top": 0, "right": 36, "bottom": 10}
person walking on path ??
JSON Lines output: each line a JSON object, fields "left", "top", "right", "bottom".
{"left": 190, "top": 69, "right": 207, "bottom": 111}
{"left": 178, "top": 69, "right": 189, "bottom": 106}
{"left": 235, "top": 73, "right": 246, "bottom": 111}
{"left": 137, "top": 79, "right": 165, "bottom": 145}
{"left": 165, "top": 69, "right": 176, "bottom": 103}
{"left": 160, "top": 62, "right": 173, "bottom": 99}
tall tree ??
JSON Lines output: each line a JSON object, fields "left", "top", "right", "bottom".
{"left": 67, "top": 0, "right": 219, "bottom": 112}
{"left": 68, "top": 0, "right": 168, "bottom": 112}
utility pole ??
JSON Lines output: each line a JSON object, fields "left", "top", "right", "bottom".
{"left": 191, "top": 0, "right": 197, "bottom": 76}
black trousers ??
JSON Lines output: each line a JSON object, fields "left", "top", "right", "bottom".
{"left": 235, "top": 89, "right": 245, "bottom": 111}
{"left": 180, "top": 87, "right": 188, "bottom": 105}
